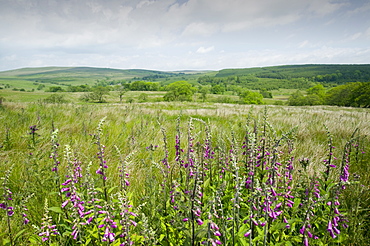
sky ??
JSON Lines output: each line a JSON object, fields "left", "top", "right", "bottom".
{"left": 0, "top": 0, "right": 369, "bottom": 71}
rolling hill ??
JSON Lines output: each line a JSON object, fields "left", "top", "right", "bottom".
{"left": 0, "top": 64, "right": 369, "bottom": 92}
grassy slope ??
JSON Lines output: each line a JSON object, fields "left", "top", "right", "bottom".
{"left": 0, "top": 67, "right": 213, "bottom": 94}
{"left": 216, "top": 64, "right": 370, "bottom": 79}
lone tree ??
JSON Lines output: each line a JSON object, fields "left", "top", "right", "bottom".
{"left": 163, "top": 81, "right": 196, "bottom": 102}
{"left": 81, "top": 86, "right": 110, "bottom": 103}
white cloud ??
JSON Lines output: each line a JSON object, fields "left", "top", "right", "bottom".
{"left": 365, "top": 27, "right": 370, "bottom": 38}
{"left": 298, "top": 40, "right": 309, "bottom": 48}
{"left": 0, "top": 0, "right": 369, "bottom": 71}
{"left": 196, "top": 46, "right": 215, "bottom": 54}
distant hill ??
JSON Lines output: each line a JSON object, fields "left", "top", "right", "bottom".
{"left": 216, "top": 64, "right": 370, "bottom": 84}
{"left": 0, "top": 66, "right": 177, "bottom": 78}
{"left": 1, "top": 65, "right": 369, "bottom": 92}
{"left": 0, "top": 66, "right": 209, "bottom": 89}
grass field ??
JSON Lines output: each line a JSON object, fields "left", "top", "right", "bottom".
{"left": 0, "top": 99, "right": 369, "bottom": 245}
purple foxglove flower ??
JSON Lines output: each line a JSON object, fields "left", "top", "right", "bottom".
{"left": 333, "top": 218, "right": 339, "bottom": 227}
{"left": 108, "top": 233, "right": 115, "bottom": 242}
{"left": 61, "top": 187, "right": 70, "bottom": 192}
{"left": 71, "top": 229, "right": 78, "bottom": 240}
{"left": 130, "top": 220, "right": 137, "bottom": 226}
{"left": 211, "top": 223, "right": 219, "bottom": 230}
{"left": 333, "top": 226, "right": 340, "bottom": 235}
{"left": 62, "top": 179, "right": 72, "bottom": 186}
{"left": 214, "top": 231, "right": 222, "bottom": 236}
{"left": 0, "top": 203, "right": 6, "bottom": 209}
{"left": 61, "top": 200, "right": 69, "bottom": 208}
{"left": 87, "top": 216, "right": 94, "bottom": 224}
{"left": 183, "top": 218, "right": 189, "bottom": 222}
{"left": 214, "top": 239, "right": 222, "bottom": 245}
{"left": 300, "top": 225, "right": 306, "bottom": 235}
{"left": 196, "top": 219, "right": 204, "bottom": 225}
{"left": 244, "top": 231, "right": 251, "bottom": 237}
{"left": 24, "top": 217, "right": 30, "bottom": 224}
{"left": 327, "top": 220, "right": 333, "bottom": 231}
{"left": 303, "top": 237, "right": 309, "bottom": 246}
{"left": 129, "top": 212, "right": 137, "bottom": 216}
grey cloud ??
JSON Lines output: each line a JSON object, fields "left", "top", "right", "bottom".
{"left": 0, "top": 0, "right": 368, "bottom": 71}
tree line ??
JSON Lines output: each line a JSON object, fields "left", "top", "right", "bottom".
{"left": 288, "top": 82, "right": 370, "bottom": 107}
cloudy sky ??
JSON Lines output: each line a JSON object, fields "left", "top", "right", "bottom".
{"left": 0, "top": 0, "right": 369, "bottom": 71}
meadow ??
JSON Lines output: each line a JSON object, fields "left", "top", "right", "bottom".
{"left": 0, "top": 100, "right": 369, "bottom": 245}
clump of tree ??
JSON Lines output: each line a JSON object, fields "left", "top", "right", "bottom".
{"left": 238, "top": 89, "right": 264, "bottom": 104}
{"left": 114, "top": 85, "right": 128, "bottom": 103}
{"left": 326, "top": 82, "right": 370, "bottom": 107}
{"left": 43, "top": 94, "right": 68, "bottom": 104}
{"left": 46, "top": 86, "right": 64, "bottom": 92}
{"left": 259, "top": 88, "right": 273, "bottom": 98}
{"left": 80, "top": 86, "right": 110, "bottom": 103}
{"left": 66, "top": 85, "right": 91, "bottom": 92}
{"left": 211, "top": 84, "right": 225, "bottom": 94}
{"left": 124, "top": 81, "right": 160, "bottom": 91}
{"left": 288, "top": 84, "right": 326, "bottom": 106}
{"left": 198, "top": 85, "right": 211, "bottom": 102}
{"left": 138, "top": 93, "right": 148, "bottom": 103}
{"left": 288, "top": 82, "right": 370, "bottom": 107}
{"left": 163, "top": 81, "right": 196, "bottom": 101}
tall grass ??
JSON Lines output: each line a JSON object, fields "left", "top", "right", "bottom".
{"left": 0, "top": 101, "right": 369, "bottom": 245}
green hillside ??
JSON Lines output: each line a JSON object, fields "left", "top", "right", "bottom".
{"left": 216, "top": 64, "right": 370, "bottom": 84}
{"left": 1, "top": 64, "right": 369, "bottom": 94}
{"left": 0, "top": 66, "right": 208, "bottom": 91}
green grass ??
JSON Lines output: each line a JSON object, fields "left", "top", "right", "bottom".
{"left": 0, "top": 99, "right": 369, "bottom": 245}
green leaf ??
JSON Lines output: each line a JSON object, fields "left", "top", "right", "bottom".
{"left": 49, "top": 206, "right": 63, "bottom": 213}
{"left": 203, "top": 178, "right": 210, "bottom": 189}
{"left": 13, "top": 229, "right": 27, "bottom": 242}
{"left": 270, "top": 222, "right": 287, "bottom": 232}
{"left": 237, "top": 236, "right": 249, "bottom": 246}
{"left": 95, "top": 188, "right": 104, "bottom": 193}
{"left": 28, "top": 234, "right": 41, "bottom": 244}
{"left": 2, "top": 238, "right": 11, "bottom": 246}
{"left": 107, "top": 186, "right": 117, "bottom": 194}
{"left": 159, "top": 234, "right": 166, "bottom": 242}
{"left": 84, "top": 238, "right": 91, "bottom": 246}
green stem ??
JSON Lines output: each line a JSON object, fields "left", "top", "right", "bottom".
{"left": 7, "top": 213, "right": 13, "bottom": 246}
